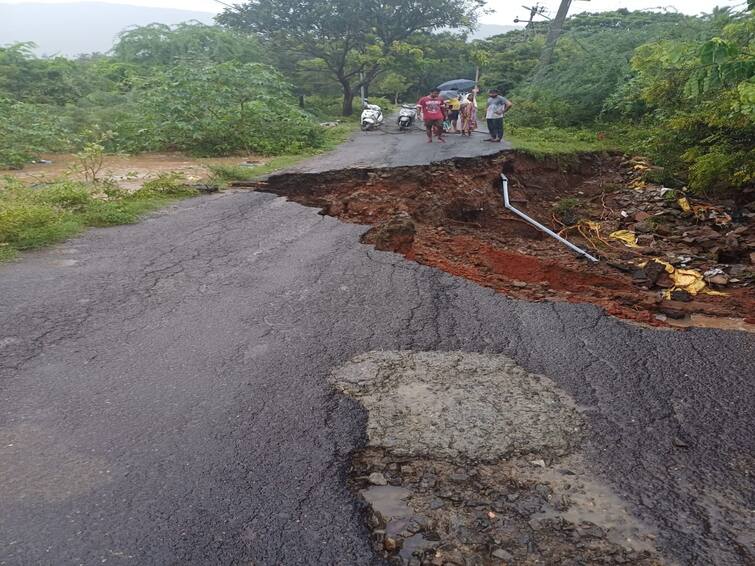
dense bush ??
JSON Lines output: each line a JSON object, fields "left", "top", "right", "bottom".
{"left": 0, "top": 23, "right": 328, "bottom": 168}
{"left": 610, "top": 9, "right": 755, "bottom": 193}
{"left": 0, "top": 98, "right": 70, "bottom": 168}
{"left": 132, "top": 63, "right": 324, "bottom": 156}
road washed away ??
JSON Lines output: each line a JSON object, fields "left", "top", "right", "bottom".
{"left": 252, "top": 150, "right": 754, "bottom": 330}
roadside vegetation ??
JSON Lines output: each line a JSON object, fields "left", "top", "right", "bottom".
{"left": 0, "top": 174, "right": 197, "bottom": 261}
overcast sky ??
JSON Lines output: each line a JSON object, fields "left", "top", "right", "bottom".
{"left": 0, "top": 0, "right": 746, "bottom": 24}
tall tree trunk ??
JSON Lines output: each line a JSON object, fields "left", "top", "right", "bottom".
{"left": 535, "top": 0, "right": 572, "bottom": 80}
{"left": 342, "top": 87, "right": 354, "bottom": 116}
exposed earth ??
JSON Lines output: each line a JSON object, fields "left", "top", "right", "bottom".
{"left": 0, "top": 127, "right": 753, "bottom": 566}
{"left": 252, "top": 151, "right": 755, "bottom": 328}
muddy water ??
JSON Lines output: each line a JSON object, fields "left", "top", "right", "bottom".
{"left": 658, "top": 313, "right": 755, "bottom": 332}
{"left": 1, "top": 152, "right": 266, "bottom": 190}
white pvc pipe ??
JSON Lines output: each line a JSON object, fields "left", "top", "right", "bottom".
{"left": 500, "top": 174, "right": 599, "bottom": 263}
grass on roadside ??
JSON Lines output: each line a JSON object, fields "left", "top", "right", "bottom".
{"left": 0, "top": 123, "right": 357, "bottom": 262}
{"left": 506, "top": 126, "right": 616, "bottom": 158}
{"left": 209, "top": 123, "right": 356, "bottom": 184}
{"left": 0, "top": 174, "right": 197, "bottom": 261}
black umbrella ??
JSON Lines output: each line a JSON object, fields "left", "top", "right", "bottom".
{"left": 437, "top": 79, "right": 476, "bottom": 91}
{"left": 439, "top": 90, "right": 462, "bottom": 100}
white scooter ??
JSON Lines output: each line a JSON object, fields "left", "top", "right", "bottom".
{"left": 360, "top": 100, "right": 384, "bottom": 131}
{"left": 397, "top": 104, "right": 417, "bottom": 130}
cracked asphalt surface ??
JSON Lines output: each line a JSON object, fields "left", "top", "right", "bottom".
{"left": 290, "top": 120, "right": 510, "bottom": 172}
{"left": 1, "top": 128, "right": 753, "bottom": 565}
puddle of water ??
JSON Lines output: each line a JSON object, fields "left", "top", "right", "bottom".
{"left": 360, "top": 485, "right": 413, "bottom": 523}
{"left": 1, "top": 152, "right": 269, "bottom": 190}
{"left": 532, "top": 458, "right": 660, "bottom": 555}
{"left": 656, "top": 313, "right": 755, "bottom": 333}
{"left": 398, "top": 532, "right": 435, "bottom": 563}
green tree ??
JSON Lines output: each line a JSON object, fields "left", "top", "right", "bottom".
{"left": 112, "top": 22, "right": 263, "bottom": 66}
{"left": 133, "top": 62, "right": 324, "bottom": 156}
{"left": 610, "top": 6, "right": 754, "bottom": 192}
{"left": 217, "top": 0, "right": 484, "bottom": 115}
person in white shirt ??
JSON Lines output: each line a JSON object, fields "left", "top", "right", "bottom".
{"left": 485, "top": 89, "right": 513, "bottom": 142}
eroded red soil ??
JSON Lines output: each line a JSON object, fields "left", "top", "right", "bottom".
{"left": 252, "top": 151, "right": 754, "bottom": 327}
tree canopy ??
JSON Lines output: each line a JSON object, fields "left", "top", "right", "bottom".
{"left": 217, "top": 0, "right": 484, "bottom": 114}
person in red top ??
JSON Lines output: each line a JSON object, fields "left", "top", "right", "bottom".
{"left": 417, "top": 88, "right": 446, "bottom": 143}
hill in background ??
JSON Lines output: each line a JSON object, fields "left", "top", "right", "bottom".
{"left": 0, "top": 2, "right": 214, "bottom": 56}
{"left": 0, "top": 2, "right": 517, "bottom": 57}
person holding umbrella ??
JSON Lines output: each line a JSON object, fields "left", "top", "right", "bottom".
{"left": 446, "top": 95, "right": 462, "bottom": 134}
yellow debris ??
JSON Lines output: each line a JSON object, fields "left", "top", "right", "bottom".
{"left": 641, "top": 259, "right": 727, "bottom": 297}
{"left": 677, "top": 197, "right": 692, "bottom": 213}
{"left": 609, "top": 230, "right": 640, "bottom": 248}
{"left": 583, "top": 220, "right": 602, "bottom": 232}
{"left": 672, "top": 268, "right": 706, "bottom": 295}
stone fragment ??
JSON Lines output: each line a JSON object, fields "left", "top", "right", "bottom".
{"left": 492, "top": 548, "right": 514, "bottom": 561}
{"left": 384, "top": 535, "right": 400, "bottom": 551}
{"left": 368, "top": 471, "right": 388, "bottom": 486}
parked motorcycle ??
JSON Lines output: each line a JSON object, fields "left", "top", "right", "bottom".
{"left": 397, "top": 104, "right": 417, "bottom": 130}
{"left": 360, "top": 100, "right": 384, "bottom": 131}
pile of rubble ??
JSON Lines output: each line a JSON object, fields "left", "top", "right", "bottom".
{"left": 352, "top": 450, "right": 662, "bottom": 566}
{"left": 558, "top": 157, "right": 754, "bottom": 315}
{"left": 334, "top": 351, "right": 663, "bottom": 566}
{"left": 603, "top": 159, "right": 755, "bottom": 288}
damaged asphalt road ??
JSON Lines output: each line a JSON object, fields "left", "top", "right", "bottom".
{"left": 290, "top": 121, "right": 511, "bottom": 172}
{"left": 0, "top": 131, "right": 753, "bottom": 566}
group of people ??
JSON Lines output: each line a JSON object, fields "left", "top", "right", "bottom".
{"left": 416, "top": 87, "right": 512, "bottom": 143}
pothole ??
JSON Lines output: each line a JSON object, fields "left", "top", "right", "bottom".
{"left": 332, "top": 351, "right": 665, "bottom": 566}
{"left": 252, "top": 151, "right": 754, "bottom": 329}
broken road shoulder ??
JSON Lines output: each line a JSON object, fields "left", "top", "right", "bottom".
{"left": 250, "top": 150, "right": 754, "bottom": 329}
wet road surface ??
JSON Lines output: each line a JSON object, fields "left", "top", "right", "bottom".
{"left": 291, "top": 120, "right": 511, "bottom": 172}
{"left": 0, "top": 128, "right": 753, "bottom": 565}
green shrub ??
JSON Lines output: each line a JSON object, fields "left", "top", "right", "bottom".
{"left": 0, "top": 176, "right": 198, "bottom": 259}
{"left": 207, "top": 163, "right": 255, "bottom": 183}
{"left": 0, "top": 200, "right": 79, "bottom": 248}
{"left": 0, "top": 98, "right": 70, "bottom": 168}
{"left": 31, "top": 181, "right": 93, "bottom": 208}
{"left": 687, "top": 148, "right": 755, "bottom": 194}
{"left": 139, "top": 172, "right": 197, "bottom": 197}
{"left": 553, "top": 197, "right": 581, "bottom": 224}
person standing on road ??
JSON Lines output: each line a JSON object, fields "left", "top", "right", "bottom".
{"left": 460, "top": 91, "right": 478, "bottom": 136}
{"left": 447, "top": 95, "right": 462, "bottom": 134}
{"left": 485, "top": 89, "right": 512, "bottom": 143}
{"left": 417, "top": 88, "right": 447, "bottom": 143}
